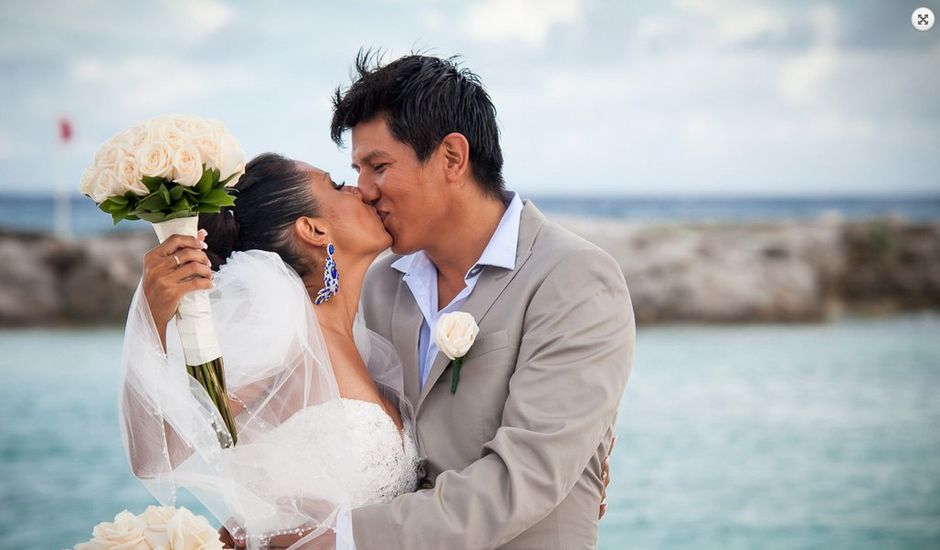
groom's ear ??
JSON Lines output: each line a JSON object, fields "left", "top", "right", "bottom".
{"left": 293, "top": 217, "right": 330, "bottom": 247}
{"left": 439, "top": 132, "right": 470, "bottom": 184}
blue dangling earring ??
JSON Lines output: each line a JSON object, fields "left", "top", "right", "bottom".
{"left": 315, "top": 243, "right": 339, "bottom": 305}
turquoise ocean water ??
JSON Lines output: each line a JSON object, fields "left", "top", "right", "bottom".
{"left": 1, "top": 315, "right": 938, "bottom": 549}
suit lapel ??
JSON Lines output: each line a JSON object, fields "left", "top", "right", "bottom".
{"left": 391, "top": 276, "right": 423, "bottom": 407}
{"left": 415, "top": 201, "right": 547, "bottom": 411}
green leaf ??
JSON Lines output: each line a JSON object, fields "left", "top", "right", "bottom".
{"left": 165, "top": 211, "right": 196, "bottom": 221}
{"left": 200, "top": 188, "right": 235, "bottom": 207}
{"left": 141, "top": 175, "right": 166, "bottom": 193}
{"left": 195, "top": 167, "right": 214, "bottom": 195}
{"left": 195, "top": 204, "right": 222, "bottom": 213}
{"left": 211, "top": 195, "right": 236, "bottom": 208}
{"left": 109, "top": 195, "right": 129, "bottom": 207}
{"left": 169, "top": 185, "right": 185, "bottom": 201}
{"left": 219, "top": 171, "right": 239, "bottom": 187}
{"left": 137, "top": 192, "right": 169, "bottom": 212}
{"left": 99, "top": 199, "right": 127, "bottom": 214}
{"left": 108, "top": 202, "right": 128, "bottom": 214}
{"left": 124, "top": 214, "right": 140, "bottom": 221}
{"left": 159, "top": 184, "right": 171, "bottom": 205}
{"left": 137, "top": 211, "right": 168, "bottom": 223}
{"left": 170, "top": 196, "right": 192, "bottom": 212}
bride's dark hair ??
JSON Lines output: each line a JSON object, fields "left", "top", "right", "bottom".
{"left": 199, "top": 153, "right": 321, "bottom": 276}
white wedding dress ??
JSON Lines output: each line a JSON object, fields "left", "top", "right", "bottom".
{"left": 120, "top": 250, "right": 418, "bottom": 549}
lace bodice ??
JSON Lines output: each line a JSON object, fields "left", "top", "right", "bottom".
{"left": 222, "top": 398, "right": 418, "bottom": 513}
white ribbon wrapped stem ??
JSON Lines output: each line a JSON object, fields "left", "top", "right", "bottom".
{"left": 152, "top": 216, "right": 221, "bottom": 366}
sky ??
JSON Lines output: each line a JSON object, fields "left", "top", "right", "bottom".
{"left": 0, "top": 0, "right": 938, "bottom": 197}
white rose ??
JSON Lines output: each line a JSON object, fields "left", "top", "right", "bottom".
{"left": 184, "top": 117, "right": 215, "bottom": 138}
{"left": 140, "top": 505, "right": 176, "bottom": 549}
{"left": 166, "top": 507, "right": 224, "bottom": 550}
{"left": 111, "top": 127, "right": 137, "bottom": 147}
{"left": 136, "top": 139, "right": 174, "bottom": 179}
{"left": 93, "top": 142, "right": 129, "bottom": 171}
{"left": 152, "top": 119, "right": 187, "bottom": 149}
{"left": 167, "top": 114, "right": 192, "bottom": 131}
{"left": 149, "top": 114, "right": 189, "bottom": 132}
{"left": 433, "top": 311, "right": 479, "bottom": 360}
{"left": 81, "top": 510, "right": 150, "bottom": 550}
{"left": 190, "top": 133, "right": 221, "bottom": 172}
{"left": 172, "top": 142, "right": 204, "bottom": 187}
{"left": 79, "top": 167, "right": 98, "bottom": 199}
{"left": 80, "top": 166, "right": 121, "bottom": 203}
{"left": 124, "top": 124, "right": 154, "bottom": 151}
{"left": 216, "top": 133, "right": 245, "bottom": 182}
{"left": 116, "top": 153, "right": 148, "bottom": 196}
{"left": 204, "top": 118, "right": 227, "bottom": 136}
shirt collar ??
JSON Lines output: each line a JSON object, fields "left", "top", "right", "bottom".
{"left": 391, "top": 191, "right": 523, "bottom": 278}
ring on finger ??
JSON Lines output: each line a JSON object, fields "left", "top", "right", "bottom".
{"left": 173, "top": 255, "right": 181, "bottom": 267}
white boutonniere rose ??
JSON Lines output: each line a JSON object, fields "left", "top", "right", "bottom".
{"left": 433, "top": 311, "right": 479, "bottom": 394}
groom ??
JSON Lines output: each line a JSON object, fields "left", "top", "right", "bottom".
{"left": 332, "top": 53, "right": 634, "bottom": 549}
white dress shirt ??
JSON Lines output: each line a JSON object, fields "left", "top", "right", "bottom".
{"left": 391, "top": 192, "right": 523, "bottom": 387}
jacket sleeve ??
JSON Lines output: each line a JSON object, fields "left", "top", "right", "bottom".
{"left": 351, "top": 247, "right": 635, "bottom": 549}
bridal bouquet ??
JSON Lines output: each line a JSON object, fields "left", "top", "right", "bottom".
{"left": 74, "top": 505, "right": 226, "bottom": 550}
{"left": 80, "top": 114, "right": 244, "bottom": 447}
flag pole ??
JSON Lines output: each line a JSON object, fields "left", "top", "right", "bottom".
{"left": 54, "top": 117, "right": 72, "bottom": 240}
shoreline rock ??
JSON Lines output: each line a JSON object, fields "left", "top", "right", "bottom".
{"left": 1, "top": 218, "right": 938, "bottom": 327}
{"left": 0, "top": 229, "right": 154, "bottom": 326}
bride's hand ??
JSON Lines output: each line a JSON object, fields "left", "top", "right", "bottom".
{"left": 142, "top": 230, "right": 213, "bottom": 348}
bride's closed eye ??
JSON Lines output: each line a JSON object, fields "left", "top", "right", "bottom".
{"left": 331, "top": 180, "right": 346, "bottom": 191}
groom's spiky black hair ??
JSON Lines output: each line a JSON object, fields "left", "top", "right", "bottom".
{"left": 330, "top": 49, "right": 505, "bottom": 197}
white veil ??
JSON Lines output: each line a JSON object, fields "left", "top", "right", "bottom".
{"left": 119, "top": 249, "right": 411, "bottom": 549}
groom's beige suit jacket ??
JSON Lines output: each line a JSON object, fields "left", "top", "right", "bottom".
{"left": 353, "top": 201, "right": 634, "bottom": 549}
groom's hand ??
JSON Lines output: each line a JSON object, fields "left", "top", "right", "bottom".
{"left": 599, "top": 436, "right": 616, "bottom": 520}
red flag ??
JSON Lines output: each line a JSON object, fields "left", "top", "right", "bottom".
{"left": 59, "top": 117, "right": 73, "bottom": 143}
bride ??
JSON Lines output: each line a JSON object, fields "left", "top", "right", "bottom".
{"left": 123, "top": 153, "right": 418, "bottom": 549}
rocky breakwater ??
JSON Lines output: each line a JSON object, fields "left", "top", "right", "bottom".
{"left": 1, "top": 218, "right": 938, "bottom": 326}
{"left": 560, "top": 216, "right": 940, "bottom": 324}
{"left": 0, "top": 229, "right": 157, "bottom": 325}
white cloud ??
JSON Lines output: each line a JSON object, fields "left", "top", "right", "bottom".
{"left": 463, "top": 0, "right": 583, "bottom": 47}
{"left": 180, "top": 0, "right": 236, "bottom": 38}
{"left": 67, "top": 55, "right": 246, "bottom": 120}
{"left": 716, "top": 5, "right": 788, "bottom": 47}
{"left": 778, "top": 5, "right": 838, "bottom": 105}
